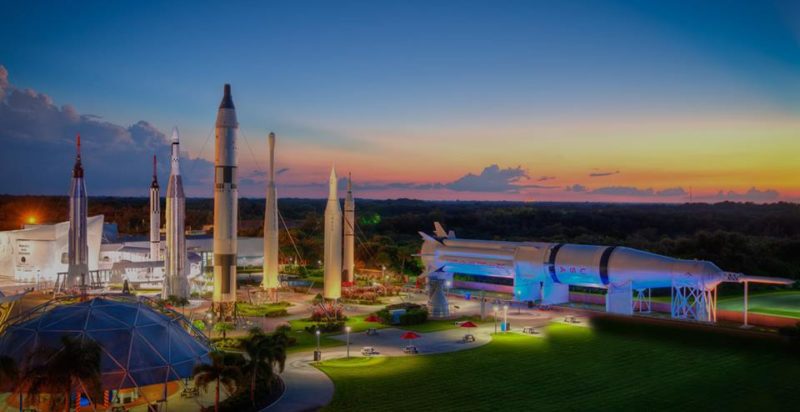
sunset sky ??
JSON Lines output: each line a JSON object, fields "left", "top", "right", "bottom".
{"left": 1, "top": 1, "right": 798, "bottom": 202}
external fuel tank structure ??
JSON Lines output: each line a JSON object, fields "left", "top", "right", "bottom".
{"left": 163, "top": 128, "right": 188, "bottom": 299}
{"left": 213, "top": 84, "right": 239, "bottom": 318}
{"left": 419, "top": 223, "right": 790, "bottom": 322}
{"left": 149, "top": 155, "right": 161, "bottom": 261}
{"left": 323, "top": 167, "right": 342, "bottom": 299}
{"left": 261, "top": 132, "right": 280, "bottom": 295}
{"left": 67, "top": 134, "right": 89, "bottom": 289}
{"left": 343, "top": 174, "right": 355, "bottom": 283}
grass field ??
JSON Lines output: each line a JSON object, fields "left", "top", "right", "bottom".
{"left": 317, "top": 323, "right": 800, "bottom": 411}
{"left": 286, "top": 315, "right": 387, "bottom": 353}
{"left": 717, "top": 291, "right": 800, "bottom": 319}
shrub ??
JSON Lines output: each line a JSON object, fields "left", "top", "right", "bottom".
{"left": 398, "top": 308, "right": 428, "bottom": 325}
{"left": 303, "top": 321, "right": 345, "bottom": 334}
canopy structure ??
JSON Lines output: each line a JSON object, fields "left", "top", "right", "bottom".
{"left": 0, "top": 295, "right": 211, "bottom": 390}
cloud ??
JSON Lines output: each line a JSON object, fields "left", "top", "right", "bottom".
{"left": 710, "top": 187, "right": 780, "bottom": 202}
{"left": 0, "top": 65, "right": 213, "bottom": 195}
{"left": 566, "top": 185, "right": 688, "bottom": 197}
{"left": 589, "top": 170, "right": 620, "bottom": 177}
{"left": 276, "top": 167, "right": 289, "bottom": 175}
{"left": 537, "top": 176, "right": 556, "bottom": 182}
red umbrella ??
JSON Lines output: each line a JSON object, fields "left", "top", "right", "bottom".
{"left": 365, "top": 314, "right": 381, "bottom": 323}
{"left": 459, "top": 321, "right": 478, "bottom": 328}
{"left": 401, "top": 331, "right": 421, "bottom": 340}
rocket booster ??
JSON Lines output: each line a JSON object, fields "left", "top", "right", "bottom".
{"left": 323, "top": 167, "right": 343, "bottom": 299}
{"left": 149, "top": 154, "right": 161, "bottom": 261}
{"left": 262, "top": 132, "right": 280, "bottom": 291}
{"left": 163, "top": 128, "right": 188, "bottom": 299}
{"left": 343, "top": 173, "right": 355, "bottom": 283}
{"left": 67, "top": 134, "right": 89, "bottom": 289}
{"left": 213, "top": 84, "right": 239, "bottom": 314}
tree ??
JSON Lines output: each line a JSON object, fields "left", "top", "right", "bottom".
{"left": 193, "top": 351, "right": 242, "bottom": 412}
{"left": 241, "top": 326, "right": 290, "bottom": 406}
{"left": 214, "top": 322, "right": 235, "bottom": 339}
{"left": 22, "top": 336, "right": 102, "bottom": 412}
{"left": 0, "top": 355, "right": 21, "bottom": 408}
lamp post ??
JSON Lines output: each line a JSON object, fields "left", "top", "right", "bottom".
{"left": 493, "top": 304, "right": 499, "bottom": 334}
{"left": 345, "top": 326, "right": 352, "bottom": 358}
{"left": 503, "top": 304, "right": 509, "bottom": 333}
{"left": 314, "top": 329, "right": 321, "bottom": 361}
{"left": 445, "top": 280, "right": 451, "bottom": 296}
{"left": 516, "top": 290, "right": 522, "bottom": 314}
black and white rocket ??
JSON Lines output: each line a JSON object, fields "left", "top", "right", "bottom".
{"left": 261, "top": 132, "right": 280, "bottom": 293}
{"left": 149, "top": 154, "right": 161, "bottom": 261}
{"left": 213, "top": 84, "right": 239, "bottom": 316}
{"left": 163, "top": 127, "right": 189, "bottom": 299}
{"left": 323, "top": 167, "right": 342, "bottom": 299}
{"left": 343, "top": 173, "right": 355, "bottom": 283}
{"left": 67, "top": 134, "right": 89, "bottom": 289}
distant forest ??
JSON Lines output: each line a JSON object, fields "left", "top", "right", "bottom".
{"left": 2, "top": 196, "right": 799, "bottom": 284}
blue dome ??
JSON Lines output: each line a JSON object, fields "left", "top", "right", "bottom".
{"left": 0, "top": 296, "right": 211, "bottom": 389}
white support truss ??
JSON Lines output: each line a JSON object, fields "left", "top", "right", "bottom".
{"left": 671, "top": 279, "right": 717, "bottom": 322}
{"left": 633, "top": 288, "right": 651, "bottom": 313}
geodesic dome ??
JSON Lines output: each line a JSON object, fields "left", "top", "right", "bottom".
{"left": 0, "top": 296, "right": 211, "bottom": 389}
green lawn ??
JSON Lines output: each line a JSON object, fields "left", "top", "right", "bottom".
{"left": 317, "top": 323, "right": 800, "bottom": 411}
{"left": 717, "top": 291, "right": 800, "bottom": 319}
{"left": 236, "top": 301, "right": 292, "bottom": 317}
{"left": 286, "top": 314, "right": 387, "bottom": 353}
{"left": 399, "top": 315, "right": 486, "bottom": 333}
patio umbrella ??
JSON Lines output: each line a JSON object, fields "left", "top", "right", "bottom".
{"left": 459, "top": 321, "right": 478, "bottom": 328}
{"left": 401, "top": 331, "right": 421, "bottom": 340}
{"left": 365, "top": 314, "right": 381, "bottom": 323}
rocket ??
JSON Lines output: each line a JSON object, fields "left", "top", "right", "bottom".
{"left": 163, "top": 128, "right": 189, "bottom": 299}
{"left": 261, "top": 132, "right": 280, "bottom": 294}
{"left": 213, "top": 84, "right": 239, "bottom": 317}
{"left": 323, "top": 167, "right": 343, "bottom": 299}
{"left": 67, "top": 134, "right": 89, "bottom": 290}
{"left": 149, "top": 154, "right": 161, "bottom": 261}
{"left": 343, "top": 173, "right": 355, "bottom": 283}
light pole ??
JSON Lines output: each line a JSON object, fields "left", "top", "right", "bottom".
{"left": 445, "top": 280, "right": 451, "bottom": 296}
{"left": 493, "top": 304, "right": 499, "bottom": 334}
{"left": 516, "top": 290, "right": 522, "bottom": 314}
{"left": 345, "top": 326, "right": 352, "bottom": 358}
{"left": 503, "top": 304, "right": 509, "bottom": 333}
{"left": 314, "top": 329, "right": 321, "bottom": 361}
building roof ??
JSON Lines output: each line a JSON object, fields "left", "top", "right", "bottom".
{"left": 0, "top": 296, "right": 211, "bottom": 389}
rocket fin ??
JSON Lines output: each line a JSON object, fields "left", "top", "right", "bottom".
{"left": 433, "top": 222, "right": 447, "bottom": 238}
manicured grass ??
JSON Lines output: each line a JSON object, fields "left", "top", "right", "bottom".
{"left": 317, "top": 323, "right": 800, "bottom": 411}
{"left": 236, "top": 301, "right": 292, "bottom": 317}
{"left": 399, "top": 315, "right": 486, "bottom": 333}
{"left": 718, "top": 291, "right": 800, "bottom": 319}
{"left": 286, "top": 315, "right": 387, "bottom": 353}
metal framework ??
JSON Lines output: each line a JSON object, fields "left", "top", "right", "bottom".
{"left": 671, "top": 279, "right": 717, "bottom": 322}
{"left": 633, "top": 288, "right": 651, "bottom": 313}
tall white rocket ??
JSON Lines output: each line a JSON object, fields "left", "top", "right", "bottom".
{"left": 262, "top": 132, "right": 280, "bottom": 293}
{"left": 323, "top": 167, "right": 342, "bottom": 300}
{"left": 343, "top": 173, "right": 355, "bottom": 283}
{"left": 163, "top": 128, "right": 189, "bottom": 299}
{"left": 149, "top": 154, "right": 161, "bottom": 261}
{"left": 67, "top": 134, "right": 89, "bottom": 289}
{"left": 213, "top": 84, "right": 239, "bottom": 317}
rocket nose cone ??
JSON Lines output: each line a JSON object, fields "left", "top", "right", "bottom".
{"left": 219, "top": 83, "right": 235, "bottom": 109}
{"left": 171, "top": 127, "right": 179, "bottom": 143}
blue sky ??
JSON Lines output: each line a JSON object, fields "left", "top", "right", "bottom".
{"left": 1, "top": 0, "right": 798, "bottom": 200}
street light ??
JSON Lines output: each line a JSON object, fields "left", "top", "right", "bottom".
{"left": 503, "top": 304, "right": 509, "bottom": 333}
{"left": 345, "top": 326, "right": 352, "bottom": 358}
{"left": 492, "top": 304, "right": 499, "bottom": 334}
{"left": 516, "top": 290, "right": 522, "bottom": 314}
{"left": 314, "top": 329, "right": 322, "bottom": 361}
{"left": 445, "top": 280, "right": 452, "bottom": 296}
{"left": 316, "top": 329, "right": 321, "bottom": 351}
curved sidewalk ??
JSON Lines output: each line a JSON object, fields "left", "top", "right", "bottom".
{"left": 264, "top": 324, "right": 495, "bottom": 412}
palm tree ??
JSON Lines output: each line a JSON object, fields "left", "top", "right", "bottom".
{"left": 22, "top": 335, "right": 102, "bottom": 412}
{"left": 241, "top": 325, "right": 290, "bottom": 405}
{"left": 0, "top": 355, "right": 21, "bottom": 409}
{"left": 193, "top": 351, "right": 242, "bottom": 412}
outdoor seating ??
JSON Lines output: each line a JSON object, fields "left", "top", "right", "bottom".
{"left": 366, "top": 328, "right": 379, "bottom": 336}
{"left": 111, "top": 407, "right": 126, "bottom": 412}
{"left": 522, "top": 326, "right": 538, "bottom": 334}
{"left": 462, "top": 334, "right": 475, "bottom": 343}
{"left": 361, "top": 346, "right": 379, "bottom": 356}
{"left": 403, "top": 345, "right": 418, "bottom": 354}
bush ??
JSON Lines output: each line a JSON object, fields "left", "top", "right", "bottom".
{"left": 303, "top": 321, "right": 345, "bottom": 334}
{"left": 398, "top": 308, "right": 428, "bottom": 325}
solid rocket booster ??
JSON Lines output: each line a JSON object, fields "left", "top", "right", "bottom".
{"left": 213, "top": 84, "right": 239, "bottom": 315}
{"left": 323, "top": 167, "right": 343, "bottom": 299}
{"left": 163, "top": 128, "right": 189, "bottom": 299}
{"left": 262, "top": 132, "right": 280, "bottom": 292}
{"left": 343, "top": 173, "right": 355, "bottom": 283}
{"left": 67, "top": 134, "right": 89, "bottom": 289}
{"left": 149, "top": 154, "right": 161, "bottom": 261}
